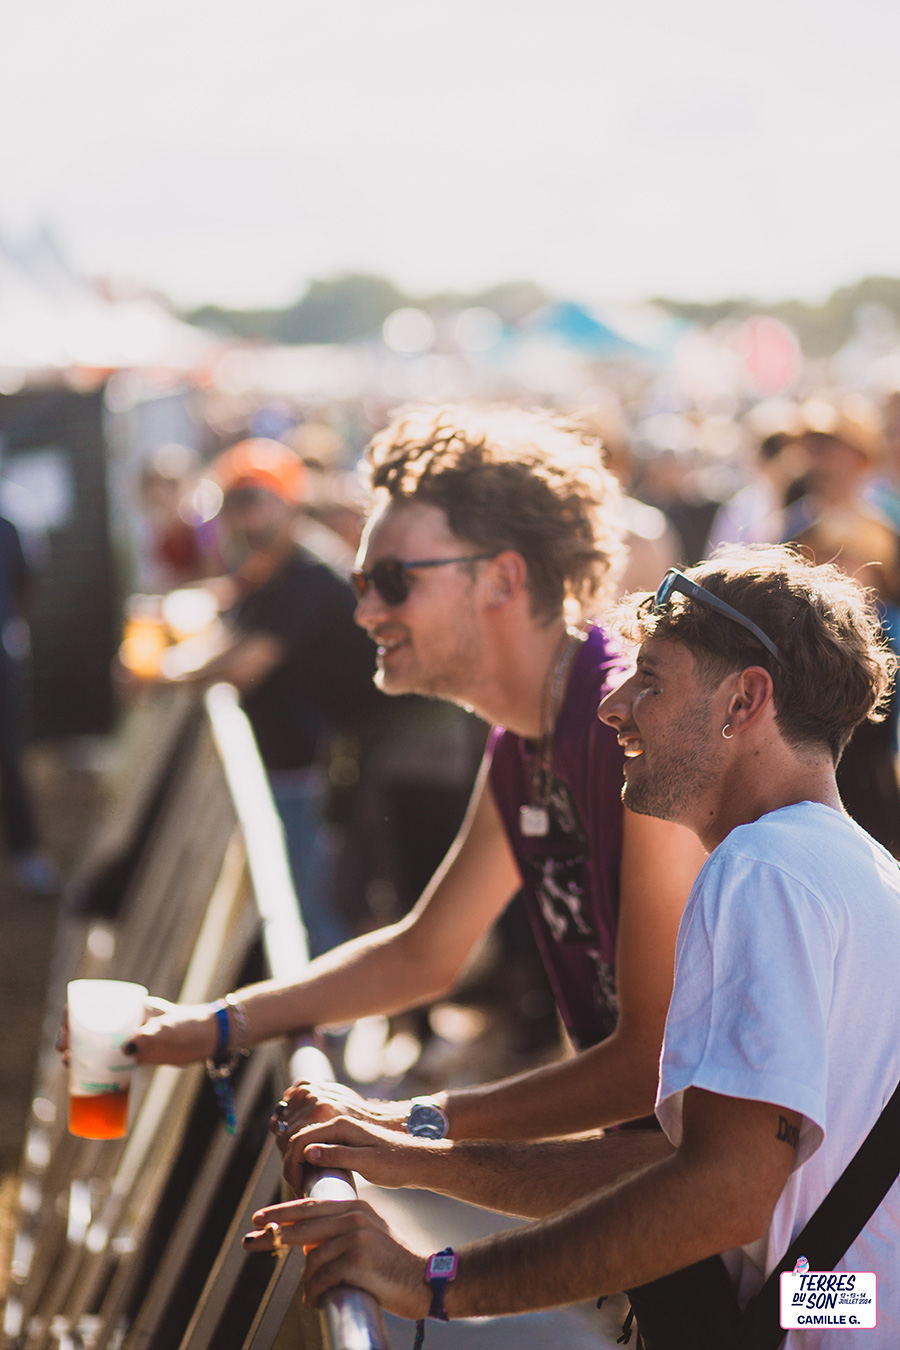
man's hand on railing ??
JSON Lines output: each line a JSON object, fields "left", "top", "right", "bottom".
{"left": 278, "top": 1114, "right": 444, "bottom": 1196}
{"left": 270, "top": 1079, "right": 409, "bottom": 1145}
{"left": 242, "top": 1196, "right": 430, "bottom": 1321}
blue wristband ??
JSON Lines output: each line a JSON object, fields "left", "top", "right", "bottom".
{"left": 206, "top": 1002, "right": 238, "bottom": 1135}
{"left": 212, "top": 1003, "right": 231, "bottom": 1063}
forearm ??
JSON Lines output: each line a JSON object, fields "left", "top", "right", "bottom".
{"left": 132, "top": 919, "right": 459, "bottom": 1065}
{"left": 240, "top": 774, "right": 515, "bottom": 1049}
{"left": 295, "top": 1114, "right": 672, "bottom": 1217}
{"left": 234, "top": 923, "right": 455, "bottom": 1045}
{"left": 132, "top": 769, "right": 519, "bottom": 1067}
{"left": 440, "top": 1091, "right": 796, "bottom": 1318}
{"left": 445, "top": 1149, "right": 753, "bottom": 1316}
{"left": 266, "top": 1092, "right": 795, "bottom": 1323}
{"left": 401, "top": 1129, "right": 673, "bottom": 1218}
{"left": 440, "top": 1028, "right": 662, "bottom": 1140}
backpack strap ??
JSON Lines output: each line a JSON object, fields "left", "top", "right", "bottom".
{"left": 740, "top": 1074, "right": 900, "bottom": 1349}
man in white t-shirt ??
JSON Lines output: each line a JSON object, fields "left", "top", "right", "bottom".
{"left": 244, "top": 544, "right": 900, "bottom": 1349}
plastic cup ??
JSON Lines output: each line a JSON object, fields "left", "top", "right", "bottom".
{"left": 67, "top": 979, "right": 148, "bottom": 1139}
{"left": 119, "top": 595, "right": 168, "bottom": 679}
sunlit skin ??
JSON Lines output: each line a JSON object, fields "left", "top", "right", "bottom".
{"left": 86, "top": 505, "right": 704, "bottom": 1098}
{"left": 236, "top": 631, "right": 839, "bottom": 1318}
{"left": 605, "top": 646, "right": 726, "bottom": 826}
{"left": 354, "top": 498, "right": 489, "bottom": 702}
{"left": 354, "top": 496, "right": 566, "bottom": 736}
{"left": 597, "top": 634, "right": 843, "bottom": 853}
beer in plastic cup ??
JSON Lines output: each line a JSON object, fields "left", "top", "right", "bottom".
{"left": 67, "top": 979, "right": 148, "bottom": 1139}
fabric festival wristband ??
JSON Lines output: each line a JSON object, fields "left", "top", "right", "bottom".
{"left": 212, "top": 1003, "right": 231, "bottom": 1062}
{"left": 413, "top": 1248, "right": 457, "bottom": 1349}
{"left": 205, "top": 1003, "right": 238, "bottom": 1135}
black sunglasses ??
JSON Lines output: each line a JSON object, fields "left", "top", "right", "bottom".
{"left": 651, "top": 569, "right": 785, "bottom": 666}
{"left": 351, "top": 554, "right": 496, "bottom": 606}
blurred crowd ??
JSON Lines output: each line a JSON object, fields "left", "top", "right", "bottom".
{"left": 4, "top": 354, "right": 900, "bottom": 1081}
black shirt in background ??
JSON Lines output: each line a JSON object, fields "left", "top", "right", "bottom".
{"left": 231, "top": 546, "right": 382, "bottom": 772}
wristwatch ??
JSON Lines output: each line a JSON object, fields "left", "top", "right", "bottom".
{"left": 406, "top": 1098, "right": 450, "bottom": 1139}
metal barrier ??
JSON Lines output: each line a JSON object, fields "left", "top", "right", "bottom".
{"left": 5, "top": 684, "right": 387, "bottom": 1350}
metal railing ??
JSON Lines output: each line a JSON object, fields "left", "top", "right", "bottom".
{"left": 205, "top": 684, "right": 388, "bottom": 1350}
{"left": 5, "top": 683, "right": 387, "bottom": 1350}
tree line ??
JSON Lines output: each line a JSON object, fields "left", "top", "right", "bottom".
{"left": 188, "top": 272, "right": 900, "bottom": 357}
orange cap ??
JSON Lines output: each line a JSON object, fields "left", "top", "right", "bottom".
{"left": 211, "top": 439, "right": 306, "bottom": 503}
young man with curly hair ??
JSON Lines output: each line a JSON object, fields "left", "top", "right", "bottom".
{"left": 124, "top": 405, "right": 704, "bottom": 1145}
{"left": 258, "top": 545, "right": 900, "bottom": 1349}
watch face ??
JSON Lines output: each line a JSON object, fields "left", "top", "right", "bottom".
{"left": 427, "top": 1252, "right": 458, "bottom": 1279}
{"left": 407, "top": 1102, "right": 449, "bottom": 1139}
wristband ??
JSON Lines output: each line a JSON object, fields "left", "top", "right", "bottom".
{"left": 413, "top": 1248, "right": 457, "bottom": 1349}
{"left": 205, "top": 999, "right": 249, "bottom": 1136}
{"left": 206, "top": 998, "right": 250, "bottom": 1076}
{"left": 211, "top": 1003, "right": 231, "bottom": 1064}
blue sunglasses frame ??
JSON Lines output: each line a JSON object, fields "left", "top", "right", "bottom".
{"left": 651, "top": 569, "right": 785, "bottom": 666}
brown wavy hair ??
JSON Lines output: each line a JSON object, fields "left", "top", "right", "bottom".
{"left": 613, "top": 544, "right": 896, "bottom": 761}
{"left": 365, "top": 404, "right": 625, "bottom": 620}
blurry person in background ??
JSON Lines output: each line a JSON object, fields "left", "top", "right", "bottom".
{"left": 782, "top": 392, "right": 899, "bottom": 599}
{"left": 575, "top": 395, "right": 680, "bottom": 595}
{"left": 152, "top": 438, "right": 386, "bottom": 957}
{"left": 0, "top": 510, "right": 58, "bottom": 894}
{"left": 707, "top": 401, "right": 810, "bottom": 552}
{"left": 122, "top": 405, "right": 704, "bottom": 1150}
{"left": 284, "top": 420, "right": 365, "bottom": 573}
{"left": 135, "top": 443, "right": 220, "bottom": 593}
{"left": 866, "top": 388, "right": 900, "bottom": 533}
{"left": 781, "top": 391, "right": 900, "bottom": 854}
{"left": 629, "top": 416, "right": 720, "bottom": 566}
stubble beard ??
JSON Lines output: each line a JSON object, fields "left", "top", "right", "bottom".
{"left": 622, "top": 702, "right": 723, "bottom": 823}
{"left": 373, "top": 621, "right": 483, "bottom": 704}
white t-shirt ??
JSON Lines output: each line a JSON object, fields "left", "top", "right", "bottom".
{"left": 657, "top": 803, "right": 900, "bottom": 1349}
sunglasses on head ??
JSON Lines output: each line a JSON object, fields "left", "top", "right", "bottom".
{"left": 651, "top": 568, "right": 785, "bottom": 666}
{"left": 351, "top": 554, "right": 496, "bottom": 606}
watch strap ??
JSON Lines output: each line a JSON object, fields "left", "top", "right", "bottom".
{"left": 413, "top": 1247, "right": 457, "bottom": 1349}
{"left": 426, "top": 1247, "right": 457, "bottom": 1320}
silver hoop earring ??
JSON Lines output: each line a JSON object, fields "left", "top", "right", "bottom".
{"left": 722, "top": 724, "right": 734, "bottom": 740}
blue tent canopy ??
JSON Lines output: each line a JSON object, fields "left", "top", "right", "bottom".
{"left": 524, "top": 300, "right": 647, "bottom": 356}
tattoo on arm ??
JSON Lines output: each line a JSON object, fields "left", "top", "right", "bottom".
{"left": 776, "top": 1115, "right": 800, "bottom": 1150}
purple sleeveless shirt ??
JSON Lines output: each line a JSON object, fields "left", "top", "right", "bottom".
{"left": 488, "top": 625, "right": 629, "bottom": 1050}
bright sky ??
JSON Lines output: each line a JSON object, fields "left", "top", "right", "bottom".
{"left": 4, "top": 0, "right": 900, "bottom": 311}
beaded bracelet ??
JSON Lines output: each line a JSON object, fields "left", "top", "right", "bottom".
{"left": 225, "top": 993, "right": 250, "bottom": 1058}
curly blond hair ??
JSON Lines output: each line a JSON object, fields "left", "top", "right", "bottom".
{"left": 365, "top": 404, "right": 625, "bottom": 620}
